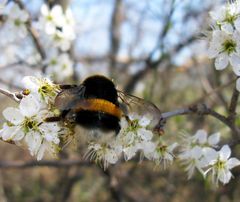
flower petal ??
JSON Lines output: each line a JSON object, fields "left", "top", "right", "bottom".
{"left": 1, "top": 125, "right": 20, "bottom": 141}
{"left": 139, "top": 116, "right": 151, "bottom": 127}
{"left": 227, "top": 158, "right": 240, "bottom": 169}
{"left": 234, "top": 17, "right": 240, "bottom": 32}
{"left": 219, "top": 145, "right": 231, "bottom": 161}
{"left": 202, "top": 147, "right": 218, "bottom": 166}
{"left": 194, "top": 129, "right": 207, "bottom": 144}
{"left": 3, "top": 107, "right": 24, "bottom": 125}
{"left": 207, "top": 132, "right": 220, "bottom": 146}
{"left": 138, "top": 128, "right": 153, "bottom": 141}
{"left": 19, "top": 95, "right": 40, "bottom": 117}
{"left": 22, "top": 76, "right": 39, "bottom": 93}
{"left": 221, "top": 23, "right": 233, "bottom": 34}
{"left": 215, "top": 53, "right": 229, "bottom": 70}
{"left": 25, "top": 131, "right": 42, "bottom": 156}
{"left": 230, "top": 54, "right": 240, "bottom": 75}
{"left": 218, "top": 169, "right": 232, "bottom": 184}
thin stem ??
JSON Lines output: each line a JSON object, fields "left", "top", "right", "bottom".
{"left": 0, "top": 88, "right": 21, "bottom": 102}
{"left": 228, "top": 86, "right": 239, "bottom": 122}
{"left": 161, "top": 103, "right": 231, "bottom": 129}
{"left": 0, "top": 159, "right": 91, "bottom": 169}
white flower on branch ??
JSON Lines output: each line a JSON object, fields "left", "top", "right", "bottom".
{"left": 210, "top": 2, "right": 240, "bottom": 33}
{"left": 146, "top": 142, "right": 178, "bottom": 168}
{"left": 192, "top": 129, "right": 220, "bottom": 147}
{"left": 207, "top": 30, "right": 240, "bottom": 72}
{"left": 0, "top": 95, "right": 62, "bottom": 160}
{"left": 4, "top": 3, "right": 29, "bottom": 40}
{"left": 22, "top": 76, "right": 60, "bottom": 104}
{"left": 204, "top": 145, "right": 240, "bottom": 185}
{"left": 85, "top": 133, "right": 122, "bottom": 170}
{"left": 178, "top": 130, "right": 220, "bottom": 179}
{"left": 85, "top": 140, "right": 121, "bottom": 170}
{"left": 40, "top": 4, "right": 65, "bottom": 35}
{"left": 179, "top": 145, "right": 206, "bottom": 179}
{"left": 117, "top": 114, "right": 155, "bottom": 161}
{"left": 46, "top": 53, "right": 74, "bottom": 82}
{"left": 39, "top": 4, "right": 75, "bottom": 51}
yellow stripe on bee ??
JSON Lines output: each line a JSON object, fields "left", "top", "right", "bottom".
{"left": 76, "top": 98, "right": 122, "bottom": 119}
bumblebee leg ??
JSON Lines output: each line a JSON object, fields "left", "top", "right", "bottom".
{"left": 59, "top": 84, "right": 78, "bottom": 89}
{"left": 44, "top": 116, "right": 62, "bottom": 122}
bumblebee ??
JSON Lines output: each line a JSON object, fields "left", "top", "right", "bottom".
{"left": 46, "top": 75, "right": 161, "bottom": 135}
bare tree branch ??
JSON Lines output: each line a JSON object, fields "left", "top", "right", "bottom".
{"left": 0, "top": 159, "right": 91, "bottom": 169}
{"left": 109, "top": 0, "right": 122, "bottom": 77}
{"left": 228, "top": 86, "right": 239, "bottom": 122}
{"left": 14, "top": 0, "right": 47, "bottom": 71}
{"left": 161, "top": 103, "right": 231, "bottom": 128}
{"left": 0, "top": 88, "right": 22, "bottom": 102}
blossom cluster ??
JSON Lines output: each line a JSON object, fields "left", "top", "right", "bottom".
{"left": 179, "top": 130, "right": 240, "bottom": 185}
{"left": 207, "top": 1, "right": 240, "bottom": 91}
{"left": 85, "top": 113, "right": 178, "bottom": 170}
{"left": 39, "top": 4, "right": 75, "bottom": 82}
{"left": 0, "top": 2, "right": 74, "bottom": 82}
{"left": 0, "top": 76, "right": 71, "bottom": 160}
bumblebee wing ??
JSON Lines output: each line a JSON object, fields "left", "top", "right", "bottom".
{"left": 55, "top": 85, "right": 86, "bottom": 112}
{"left": 117, "top": 90, "right": 161, "bottom": 126}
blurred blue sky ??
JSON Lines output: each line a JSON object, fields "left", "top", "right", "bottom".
{"left": 18, "top": 0, "right": 223, "bottom": 66}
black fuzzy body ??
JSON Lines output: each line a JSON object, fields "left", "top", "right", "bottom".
{"left": 75, "top": 75, "right": 121, "bottom": 134}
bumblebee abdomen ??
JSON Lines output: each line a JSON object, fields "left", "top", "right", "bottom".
{"left": 75, "top": 110, "right": 121, "bottom": 134}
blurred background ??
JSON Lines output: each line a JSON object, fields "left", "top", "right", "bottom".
{"left": 1, "top": 0, "right": 240, "bottom": 202}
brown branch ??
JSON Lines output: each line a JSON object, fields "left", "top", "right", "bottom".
{"left": 109, "top": 0, "right": 122, "bottom": 77}
{"left": 0, "top": 159, "right": 91, "bottom": 169}
{"left": 228, "top": 86, "right": 239, "bottom": 122}
{"left": 103, "top": 169, "right": 122, "bottom": 202}
{"left": 13, "top": 0, "right": 46, "bottom": 71}
{"left": 161, "top": 103, "right": 232, "bottom": 129}
{"left": 0, "top": 87, "right": 22, "bottom": 102}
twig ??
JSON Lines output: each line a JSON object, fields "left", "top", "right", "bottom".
{"left": 13, "top": 0, "right": 47, "bottom": 72}
{"left": 228, "top": 86, "right": 239, "bottom": 122}
{"left": 161, "top": 103, "right": 231, "bottom": 129}
{"left": 0, "top": 159, "right": 91, "bottom": 169}
{"left": 0, "top": 88, "right": 21, "bottom": 102}
{"left": 103, "top": 169, "right": 122, "bottom": 202}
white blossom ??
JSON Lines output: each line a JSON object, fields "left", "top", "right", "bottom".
{"left": 192, "top": 129, "right": 220, "bottom": 148}
{"left": 4, "top": 3, "right": 29, "bottom": 40}
{"left": 147, "top": 142, "right": 178, "bottom": 168}
{"left": 179, "top": 130, "right": 221, "bottom": 179}
{"left": 210, "top": 3, "right": 240, "bottom": 33}
{"left": 39, "top": 4, "right": 75, "bottom": 51}
{"left": 0, "top": 95, "right": 62, "bottom": 160}
{"left": 179, "top": 146, "right": 206, "bottom": 179}
{"left": 204, "top": 145, "right": 240, "bottom": 185}
{"left": 46, "top": 53, "right": 74, "bottom": 82}
{"left": 40, "top": 4, "right": 65, "bottom": 35}
{"left": 85, "top": 141, "right": 121, "bottom": 170}
{"left": 22, "top": 76, "right": 60, "bottom": 104}
{"left": 207, "top": 30, "right": 240, "bottom": 72}
{"left": 117, "top": 114, "right": 155, "bottom": 161}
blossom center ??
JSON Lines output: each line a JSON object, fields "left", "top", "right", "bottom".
{"left": 222, "top": 39, "right": 236, "bottom": 54}
{"left": 127, "top": 119, "right": 140, "bottom": 132}
{"left": 223, "top": 9, "right": 239, "bottom": 24}
{"left": 214, "top": 160, "right": 226, "bottom": 170}
{"left": 22, "top": 118, "right": 39, "bottom": 133}
{"left": 14, "top": 19, "right": 22, "bottom": 27}
{"left": 38, "top": 83, "right": 57, "bottom": 99}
